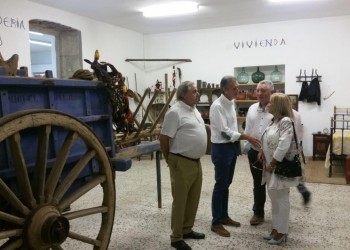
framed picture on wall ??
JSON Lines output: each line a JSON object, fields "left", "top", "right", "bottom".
{"left": 287, "top": 94, "right": 298, "bottom": 111}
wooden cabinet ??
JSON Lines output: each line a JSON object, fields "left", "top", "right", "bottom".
{"left": 312, "top": 133, "right": 331, "bottom": 160}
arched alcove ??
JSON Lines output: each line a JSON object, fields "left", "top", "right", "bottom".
{"left": 29, "top": 19, "right": 82, "bottom": 79}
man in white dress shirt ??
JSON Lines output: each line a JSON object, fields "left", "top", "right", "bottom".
{"left": 210, "top": 76, "right": 261, "bottom": 237}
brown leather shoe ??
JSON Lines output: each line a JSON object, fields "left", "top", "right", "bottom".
{"left": 221, "top": 217, "right": 241, "bottom": 227}
{"left": 250, "top": 214, "right": 264, "bottom": 225}
{"left": 211, "top": 224, "right": 230, "bottom": 237}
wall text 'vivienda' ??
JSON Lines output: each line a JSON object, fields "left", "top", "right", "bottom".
{"left": 233, "top": 38, "right": 286, "bottom": 50}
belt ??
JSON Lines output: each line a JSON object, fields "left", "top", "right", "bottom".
{"left": 171, "top": 153, "right": 199, "bottom": 162}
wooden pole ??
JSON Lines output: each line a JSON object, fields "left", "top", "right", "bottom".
{"left": 164, "top": 73, "right": 168, "bottom": 102}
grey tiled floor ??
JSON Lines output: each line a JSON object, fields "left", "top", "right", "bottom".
{"left": 66, "top": 155, "right": 350, "bottom": 249}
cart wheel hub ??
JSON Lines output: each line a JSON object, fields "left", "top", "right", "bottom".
{"left": 41, "top": 216, "right": 69, "bottom": 244}
{"left": 26, "top": 205, "right": 70, "bottom": 249}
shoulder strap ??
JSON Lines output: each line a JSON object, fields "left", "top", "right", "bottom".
{"left": 291, "top": 121, "right": 299, "bottom": 151}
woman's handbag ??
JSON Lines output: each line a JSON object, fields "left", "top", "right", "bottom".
{"left": 274, "top": 122, "right": 302, "bottom": 177}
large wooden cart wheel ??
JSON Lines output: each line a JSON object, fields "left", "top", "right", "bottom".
{"left": 0, "top": 110, "right": 115, "bottom": 249}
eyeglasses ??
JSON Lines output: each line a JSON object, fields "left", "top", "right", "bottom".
{"left": 251, "top": 159, "right": 264, "bottom": 171}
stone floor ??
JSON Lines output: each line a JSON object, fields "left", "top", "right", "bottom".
{"left": 64, "top": 155, "right": 350, "bottom": 249}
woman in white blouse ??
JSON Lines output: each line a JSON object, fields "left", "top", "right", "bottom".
{"left": 259, "top": 93, "right": 303, "bottom": 245}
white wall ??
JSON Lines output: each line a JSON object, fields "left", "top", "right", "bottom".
{"left": 144, "top": 16, "right": 350, "bottom": 156}
{"left": 0, "top": 0, "right": 146, "bottom": 91}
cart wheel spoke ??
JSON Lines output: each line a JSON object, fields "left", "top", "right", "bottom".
{"left": 59, "top": 175, "right": 106, "bottom": 211}
{"left": 0, "top": 229, "right": 23, "bottom": 240}
{"left": 0, "top": 211, "right": 25, "bottom": 225}
{"left": 0, "top": 238, "right": 23, "bottom": 249}
{"left": 53, "top": 149, "right": 96, "bottom": 204}
{"left": 51, "top": 245, "right": 64, "bottom": 250}
{"left": 45, "top": 131, "right": 78, "bottom": 203}
{"left": 0, "top": 179, "right": 30, "bottom": 215}
{"left": 33, "top": 125, "right": 52, "bottom": 204}
{"left": 8, "top": 133, "right": 36, "bottom": 208}
{"left": 68, "top": 231, "right": 101, "bottom": 247}
{"left": 64, "top": 206, "right": 108, "bottom": 220}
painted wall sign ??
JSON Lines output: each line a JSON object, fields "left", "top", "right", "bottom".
{"left": 233, "top": 38, "right": 286, "bottom": 50}
{"left": 0, "top": 16, "right": 26, "bottom": 47}
{"left": 0, "top": 16, "right": 26, "bottom": 30}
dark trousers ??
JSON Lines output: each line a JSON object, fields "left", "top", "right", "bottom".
{"left": 211, "top": 142, "right": 238, "bottom": 225}
{"left": 247, "top": 148, "right": 266, "bottom": 217}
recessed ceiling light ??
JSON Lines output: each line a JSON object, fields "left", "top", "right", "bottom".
{"left": 141, "top": 1, "right": 199, "bottom": 18}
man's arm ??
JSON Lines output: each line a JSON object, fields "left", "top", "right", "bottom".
{"left": 239, "top": 133, "right": 261, "bottom": 149}
{"left": 159, "top": 134, "right": 171, "bottom": 163}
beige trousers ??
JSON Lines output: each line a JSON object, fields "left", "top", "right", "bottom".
{"left": 168, "top": 153, "right": 202, "bottom": 242}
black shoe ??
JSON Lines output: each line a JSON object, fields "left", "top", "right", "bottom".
{"left": 171, "top": 240, "right": 192, "bottom": 250}
{"left": 183, "top": 231, "right": 205, "bottom": 239}
{"left": 302, "top": 191, "right": 311, "bottom": 206}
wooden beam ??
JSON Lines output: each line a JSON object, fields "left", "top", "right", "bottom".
{"left": 125, "top": 59, "right": 192, "bottom": 62}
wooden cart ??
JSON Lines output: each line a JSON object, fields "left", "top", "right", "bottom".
{"left": 0, "top": 76, "right": 136, "bottom": 249}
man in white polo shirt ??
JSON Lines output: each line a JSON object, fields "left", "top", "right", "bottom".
{"left": 160, "top": 81, "right": 207, "bottom": 250}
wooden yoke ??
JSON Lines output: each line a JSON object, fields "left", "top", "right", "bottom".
{"left": 133, "top": 90, "right": 160, "bottom": 138}
{"left": 150, "top": 88, "right": 176, "bottom": 133}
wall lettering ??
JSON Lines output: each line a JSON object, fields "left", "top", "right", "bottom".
{"left": 233, "top": 38, "right": 286, "bottom": 50}
{"left": 0, "top": 15, "right": 26, "bottom": 47}
{"left": 0, "top": 16, "right": 26, "bottom": 30}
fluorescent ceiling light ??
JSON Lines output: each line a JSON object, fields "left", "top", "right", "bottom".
{"left": 29, "top": 40, "right": 52, "bottom": 47}
{"left": 269, "top": 0, "right": 327, "bottom": 2}
{"left": 29, "top": 31, "right": 44, "bottom": 36}
{"left": 141, "top": 1, "right": 199, "bottom": 18}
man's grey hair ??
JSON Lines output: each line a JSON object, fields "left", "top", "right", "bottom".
{"left": 176, "top": 81, "right": 195, "bottom": 100}
{"left": 258, "top": 80, "right": 274, "bottom": 91}
{"left": 220, "top": 76, "right": 237, "bottom": 93}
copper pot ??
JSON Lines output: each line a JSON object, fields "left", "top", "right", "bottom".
{"left": 251, "top": 90, "right": 258, "bottom": 100}
{"left": 236, "top": 91, "right": 246, "bottom": 100}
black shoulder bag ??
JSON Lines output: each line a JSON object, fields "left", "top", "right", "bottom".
{"left": 274, "top": 121, "right": 302, "bottom": 178}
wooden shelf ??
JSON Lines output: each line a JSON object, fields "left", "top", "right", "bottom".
{"left": 238, "top": 82, "right": 285, "bottom": 87}
{"left": 235, "top": 100, "right": 257, "bottom": 103}
{"left": 125, "top": 59, "right": 192, "bottom": 62}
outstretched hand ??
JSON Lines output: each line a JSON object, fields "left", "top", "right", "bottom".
{"left": 248, "top": 136, "right": 261, "bottom": 150}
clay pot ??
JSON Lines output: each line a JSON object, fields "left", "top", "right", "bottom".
{"left": 236, "top": 91, "right": 246, "bottom": 100}
{"left": 251, "top": 90, "right": 258, "bottom": 100}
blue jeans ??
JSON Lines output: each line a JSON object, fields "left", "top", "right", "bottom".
{"left": 211, "top": 142, "right": 238, "bottom": 225}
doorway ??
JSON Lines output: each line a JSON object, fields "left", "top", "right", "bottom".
{"left": 29, "top": 19, "right": 82, "bottom": 79}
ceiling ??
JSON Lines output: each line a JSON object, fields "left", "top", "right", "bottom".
{"left": 28, "top": 0, "right": 350, "bottom": 34}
